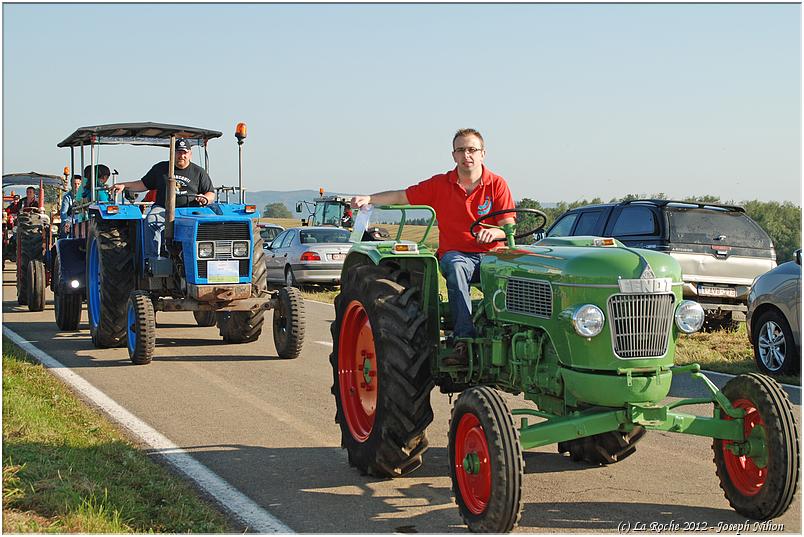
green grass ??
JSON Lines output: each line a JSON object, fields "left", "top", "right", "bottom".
{"left": 2, "top": 337, "right": 233, "bottom": 533}
{"left": 676, "top": 324, "right": 800, "bottom": 385}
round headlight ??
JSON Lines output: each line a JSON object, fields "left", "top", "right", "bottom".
{"left": 198, "top": 241, "right": 214, "bottom": 259}
{"left": 233, "top": 240, "right": 249, "bottom": 257}
{"left": 572, "top": 304, "right": 605, "bottom": 337}
{"left": 675, "top": 300, "right": 705, "bottom": 333}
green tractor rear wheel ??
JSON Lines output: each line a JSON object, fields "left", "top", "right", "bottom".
{"left": 558, "top": 426, "right": 646, "bottom": 465}
{"left": 713, "top": 373, "right": 799, "bottom": 520}
{"left": 449, "top": 386, "right": 524, "bottom": 533}
{"left": 330, "top": 262, "right": 434, "bottom": 477}
{"left": 193, "top": 310, "right": 216, "bottom": 327}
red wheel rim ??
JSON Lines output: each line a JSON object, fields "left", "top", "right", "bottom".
{"left": 722, "top": 398, "right": 766, "bottom": 496}
{"left": 454, "top": 412, "right": 492, "bottom": 515}
{"left": 338, "top": 300, "right": 378, "bottom": 442}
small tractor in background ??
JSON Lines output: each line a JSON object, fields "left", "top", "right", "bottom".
{"left": 330, "top": 205, "right": 799, "bottom": 532}
{"left": 53, "top": 122, "right": 305, "bottom": 364}
{"left": 3, "top": 171, "right": 68, "bottom": 311}
{"left": 296, "top": 188, "right": 390, "bottom": 240}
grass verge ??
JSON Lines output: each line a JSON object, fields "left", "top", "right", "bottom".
{"left": 2, "top": 337, "right": 233, "bottom": 533}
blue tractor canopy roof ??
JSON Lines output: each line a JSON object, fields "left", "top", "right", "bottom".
{"left": 57, "top": 122, "right": 223, "bottom": 148}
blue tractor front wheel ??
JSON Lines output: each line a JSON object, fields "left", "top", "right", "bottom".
{"left": 127, "top": 291, "right": 155, "bottom": 365}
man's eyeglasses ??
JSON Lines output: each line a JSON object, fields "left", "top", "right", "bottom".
{"left": 453, "top": 147, "right": 483, "bottom": 155}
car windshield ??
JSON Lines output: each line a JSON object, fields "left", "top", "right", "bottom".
{"left": 667, "top": 208, "right": 771, "bottom": 248}
{"left": 299, "top": 229, "right": 351, "bottom": 244}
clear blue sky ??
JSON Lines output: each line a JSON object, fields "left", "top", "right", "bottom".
{"left": 3, "top": 3, "right": 801, "bottom": 203}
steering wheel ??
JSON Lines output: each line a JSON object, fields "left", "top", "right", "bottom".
{"left": 176, "top": 193, "right": 209, "bottom": 207}
{"left": 470, "top": 207, "right": 548, "bottom": 242}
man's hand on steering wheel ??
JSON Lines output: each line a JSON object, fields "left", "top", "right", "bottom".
{"left": 470, "top": 208, "right": 548, "bottom": 242}
{"left": 194, "top": 194, "right": 209, "bottom": 207}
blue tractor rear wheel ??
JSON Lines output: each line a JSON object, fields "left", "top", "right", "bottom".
{"left": 87, "top": 220, "right": 135, "bottom": 348}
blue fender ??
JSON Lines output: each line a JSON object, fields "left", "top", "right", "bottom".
{"left": 54, "top": 238, "right": 85, "bottom": 294}
{"left": 90, "top": 204, "right": 144, "bottom": 220}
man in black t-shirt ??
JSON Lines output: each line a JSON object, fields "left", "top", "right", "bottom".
{"left": 110, "top": 138, "right": 215, "bottom": 260}
{"left": 110, "top": 138, "right": 215, "bottom": 207}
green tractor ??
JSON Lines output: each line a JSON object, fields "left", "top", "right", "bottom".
{"left": 329, "top": 206, "right": 799, "bottom": 533}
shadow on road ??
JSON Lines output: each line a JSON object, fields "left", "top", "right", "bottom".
{"left": 151, "top": 443, "right": 758, "bottom": 534}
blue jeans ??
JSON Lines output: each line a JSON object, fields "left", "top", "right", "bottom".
{"left": 144, "top": 205, "right": 165, "bottom": 259}
{"left": 440, "top": 251, "right": 483, "bottom": 339}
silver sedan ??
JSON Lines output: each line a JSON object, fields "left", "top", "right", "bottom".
{"left": 746, "top": 249, "right": 801, "bottom": 375}
{"left": 265, "top": 226, "right": 352, "bottom": 287}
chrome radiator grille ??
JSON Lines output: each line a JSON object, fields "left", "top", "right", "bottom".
{"left": 608, "top": 293, "right": 675, "bottom": 358}
{"left": 505, "top": 278, "right": 552, "bottom": 318}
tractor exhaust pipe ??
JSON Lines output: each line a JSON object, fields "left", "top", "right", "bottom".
{"left": 235, "top": 123, "right": 247, "bottom": 204}
{"left": 165, "top": 135, "right": 176, "bottom": 241}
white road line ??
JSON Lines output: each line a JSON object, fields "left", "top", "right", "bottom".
{"left": 315, "top": 340, "right": 333, "bottom": 347}
{"left": 2, "top": 327, "right": 294, "bottom": 534}
{"left": 303, "top": 298, "right": 334, "bottom": 307}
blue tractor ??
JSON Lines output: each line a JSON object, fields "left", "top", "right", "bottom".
{"left": 52, "top": 122, "right": 305, "bottom": 364}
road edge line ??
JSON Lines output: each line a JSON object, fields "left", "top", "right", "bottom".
{"left": 2, "top": 326, "right": 294, "bottom": 534}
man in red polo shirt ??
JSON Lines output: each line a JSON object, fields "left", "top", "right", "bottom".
{"left": 350, "top": 128, "right": 515, "bottom": 365}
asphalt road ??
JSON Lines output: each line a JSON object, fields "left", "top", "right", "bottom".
{"left": 2, "top": 266, "right": 801, "bottom": 534}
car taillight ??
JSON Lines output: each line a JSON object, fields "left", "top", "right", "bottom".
{"left": 300, "top": 251, "right": 321, "bottom": 261}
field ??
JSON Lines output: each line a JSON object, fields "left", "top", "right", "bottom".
{"left": 261, "top": 218, "right": 799, "bottom": 386}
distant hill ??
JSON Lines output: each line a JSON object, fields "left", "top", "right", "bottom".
{"left": 244, "top": 189, "right": 558, "bottom": 223}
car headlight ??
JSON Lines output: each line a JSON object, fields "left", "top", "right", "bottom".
{"left": 198, "top": 241, "right": 214, "bottom": 259}
{"left": 675, "top": 300, "right": 705, "bottom": 333}
{"left": 232, "top": 240, "right": 249, "bottom": 258}
{"left": 572, "top": 304, "right": 605, "bottom": 337}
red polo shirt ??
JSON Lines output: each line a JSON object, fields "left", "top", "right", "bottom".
{"left": 405, "top": 166, "right": 515, "bottom": 258}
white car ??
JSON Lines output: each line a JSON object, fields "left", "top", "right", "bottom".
{"left": 265, "top": 226, "right": 351, "bottom": 286}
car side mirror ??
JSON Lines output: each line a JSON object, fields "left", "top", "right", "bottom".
{"left": 295, "top": 202, "right": 302, "bottom": 213}
{"left": 795, "top": 249, "right": 801, "bottom": 266}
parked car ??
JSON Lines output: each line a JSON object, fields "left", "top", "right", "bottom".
{"left": 543, "top": 199, "right": 777, "bottom": 330}
{"left": 746, "top": 249, "right": 801, "bottom": 375}
{"left": 258, "top": 223, "right": 284, "bottom": 243}
{"left": 265, "top": 226, "right": 351, "bottom": 286}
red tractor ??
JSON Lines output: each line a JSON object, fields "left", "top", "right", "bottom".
{"left": 2, "top": 171, "right": 68, "bottom": 311}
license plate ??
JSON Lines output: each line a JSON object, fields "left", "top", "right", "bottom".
{"left": 206, "top": 260, "right": 239, "bottom": 283}
{"left": 330, "top": 253, "right": 345, "bottom": 261}
{"left": 698, "top": 285, "right": 736, "bottom": 297}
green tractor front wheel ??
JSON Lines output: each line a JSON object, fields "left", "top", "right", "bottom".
{"left": 448, "top": 386, "right": 524, "bottom": 533}
{"left": 713, "top": 373, "right": 799, "bottom": 520}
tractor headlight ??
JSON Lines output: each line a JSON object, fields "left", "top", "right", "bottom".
{"left": 675, "top": 300, "right": 705, "bottom": 333}
{"left": 232, "top": 240, "right": 249, "bottom": 258}
{"left": 572, "top": 304, "right": 605, "bottom": 337}
{"left": 198, "top": 241, "right": 214, "bottom": 259}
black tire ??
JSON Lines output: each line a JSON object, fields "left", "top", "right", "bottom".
{"left": 273, "top": 286, "right": 305, "bottom": 358}
{"left": 713, "top": 373, "right": 799, "bottom": 520}
{"left": 26, "top": 259, "right": 45, "bottom": 312}
{"left": 126, "top": 291, "right": 155, "bottom": 365}
{"left": 449, "top": 386, "right": 524, "bottom": 533}
{"left": 53, "top": 250, "right": 82, "bottom": 331}
{"left": 752, "top": 310, "right": 799, "bottom": 375}
{"left": 216, "top": 222, "right": 268, "bottom": 344}
{"left": 86, "top": 219, "right": 135, "bottom": 348}
{"left": 16, "top": 213, "right": 45, "bottom": 305}
{"left": 558, "top": 426, "right": 646, "bottom": 465}
{"left": 330, "top": 262, "right": 435, "bottom": 477}
{"left": 193, "top": 310, "right": 216, "bottom": 327}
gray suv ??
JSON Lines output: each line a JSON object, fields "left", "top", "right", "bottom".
{"left": 545, "top": 199, "right": 777, "bottom": 330}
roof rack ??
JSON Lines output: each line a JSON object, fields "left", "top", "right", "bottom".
{"left": 620, "top": 198, "right": 745, "bottom": 213}
{"left": 57, "top": 122, "right": 223, "bottom": 148}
